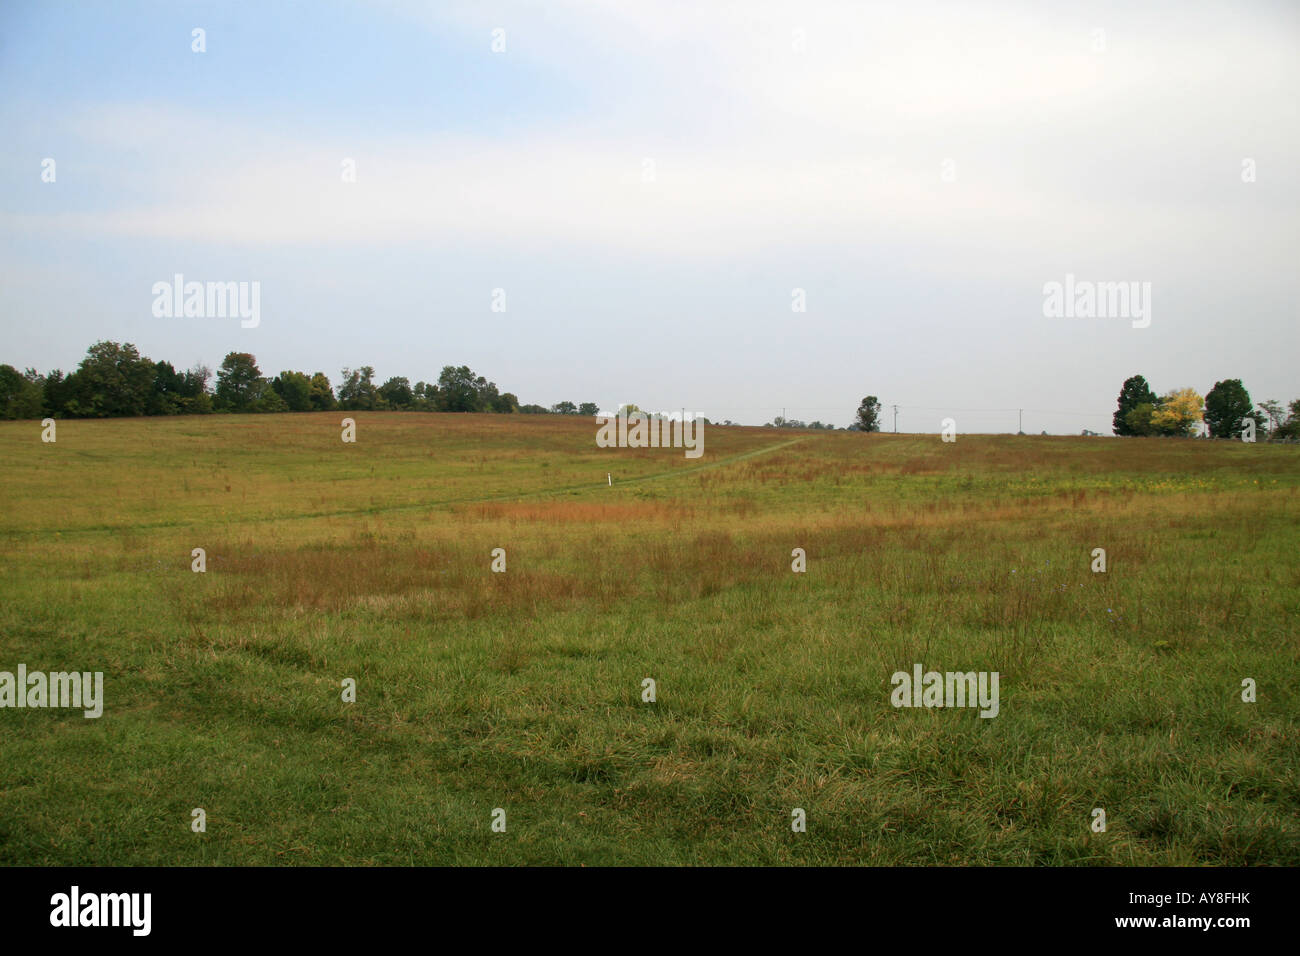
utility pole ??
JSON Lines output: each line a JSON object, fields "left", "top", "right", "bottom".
{"left": 893, "top": 405, "right": 898, "bottom": 433}
{"left": 1019, "top": 409, "right": 1023, "bottom": 434}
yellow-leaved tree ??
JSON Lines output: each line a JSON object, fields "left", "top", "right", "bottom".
{"left": 1151, "top": 387, "right": 1204, "bottom": 436}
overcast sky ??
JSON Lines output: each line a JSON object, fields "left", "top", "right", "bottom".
{"left": 2, "top": 0, "right": 1297, "bottom": 431}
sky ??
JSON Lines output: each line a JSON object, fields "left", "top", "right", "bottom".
{"left": 1, "top": 0, "right": 1297, "bottom": 432}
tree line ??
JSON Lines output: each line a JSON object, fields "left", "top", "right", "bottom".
{"left": 3, "top": 344, "right": 1297, "bottom": 439}
{"left": 1112, "top": 375, "right": 1300, "bottom": 440}
{"left": 0, "top": 342, "right": 605, "bottom": 420}
{"left": 847, "top": 385, "right": 1300, "bottom": 439}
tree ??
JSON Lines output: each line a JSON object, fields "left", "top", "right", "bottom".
{"left": 190, "top": 364, "right": 212, "bottom": 393}
{"left": 42, "top": 369, "right": 75, "bottom": 418}
{"left": 411, "top": 381, "right": 435, "bottom": 411}
{"left": 66, "top": 341, "right": 155, "bottom": 417}
{"left": 1204, "top": 379, "right": 1255, "bottom": 439}
{"left": 309, "top": 372, "right": 336, "bottom": 411}
{"left": 338, "top": 366, "right": 380, "bottom": 410}
{"left": 0, "top": 365, "right": 44, "bottom": 419}
{"left": 251, "top": 379, "right": 289, "bottom": 413}
{"left": 1124, "top": 402, "right": 1157, "bottom": 436}
{"left": 1259, "top": 400, "right": 1284, "bottom": 437}
{"left": 271, "top": 371, "right": 313, "bottom": 411}
{"left": 551, "top": 401, "right": 578, "bottom": 415}
{"left": 491, "top": 392, "right": 519, "bottom": 414}
{"left": 148, "top": 361, "right": 186, "bottom": 415}
{"left": 855, "top": 396, "right": 882, "bottom": 432}
{"left": 337, "top": 368, "right": 359, "bottom": 408}
{"left": 215, "top": 353, "right": 263, "bottom": 412}
{"left": 1150, "top": 388, "right": 1203, "bottom": 437}
{"left": 179, "top": 364, "right": 213, "bottom": 414}
{"left": 435, "top": 365, "right": 482, "bottom": 412}
{"left": 578, "top": 402, "right": 599, "bottom": 416}
{"left": 1275, "top": 399, "right": 1300, "bottom": 440}
{"left": 476, "top": 377, "right": 501, "bottom": 412}
{"left": 1113, "top": 375, "right": 1157, "bottom": 436}
{"left": 378, "top": 376, "right": 414, "bottom": 410}
{"left": 146, "top": 361, "right": 211, "bottom": 415}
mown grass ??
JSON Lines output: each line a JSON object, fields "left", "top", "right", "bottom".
{"left": 0, "top": 413, "right": 1296, "bottom": 865}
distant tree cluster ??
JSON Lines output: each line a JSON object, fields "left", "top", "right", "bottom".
{"left": 1, "top": 342, "right": 212, "bottom": 419}
{"left": 549, "top": 401, "right": 600, "bottom": 416}
{"left": 0, "top": 341, "right": 576, "bottom": 420}
{"left": 1113, "top": 374, "right": 1297, "bottom": 440}
{"left": 766, "top": 416, "right": 837, "bottom": 430}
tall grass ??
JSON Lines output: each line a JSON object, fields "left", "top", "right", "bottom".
{"left": 0, "top": 415, "right": 1296, "bottom": 864}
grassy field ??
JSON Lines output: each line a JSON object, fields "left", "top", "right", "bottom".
{"left": 0, "top": 413, "right": 1296, "bottom": 865}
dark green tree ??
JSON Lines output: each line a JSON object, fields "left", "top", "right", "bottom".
{"left": 1203, "top": 379, "right": 1254, "bottom": 439}
{"left": 476, "top": 376, "right": 500, "bottom": 412}
{"left": 411, "top": 381, "right": 438, "bottom": 411}
{"left": 0, "top": 365, "right": 44, "bottom": 419}
{"left": 215, "top": 353, "right": 263, "bottom": 412}
{"left": 149, "top": 361, "right": 190, "bottom": 415}
{"left": 68, "top": 341, "right": 156, "bottom": 417}
{"left": 1113, "top": 375, "right": 1157, "bottom": 436}
{"left": 436, "top": 365, "right": 483, "bottom": 412}
{"left": 379, "top": 376, "right": 414, "bottom": 410}
{"left": 855, "top": 396, "right": 882, "bottom": 432}
{"left": 42, "top": 369, "right": 75, "bottom": 417}
{"left": 308, "top": 372, "right": 336, "bottom": 411}
{"left": 1124, "top": 402, "right": 1158, "bottom": 436}
{"left": 337, "top": 367, "right": 381, "bottom": 410}
{"left": 271, "top": 371, "right": 313, "bottom": 411}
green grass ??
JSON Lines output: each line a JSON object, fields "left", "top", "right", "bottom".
{"left": 0, "top": 413, "right": 1296, "bottom": 865}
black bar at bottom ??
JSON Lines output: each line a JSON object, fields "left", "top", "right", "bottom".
{"left": 0, "top": 865, "right": 1284, "bottom": 942}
